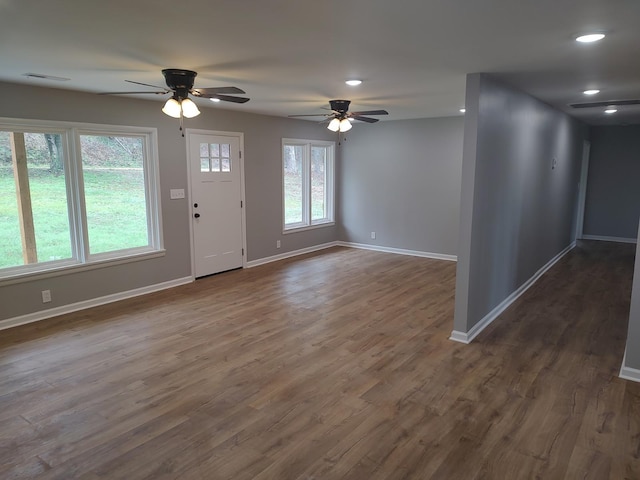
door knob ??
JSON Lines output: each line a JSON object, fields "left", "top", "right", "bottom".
{"left": 194, "top": 213, "right": 200, "bottom": 218}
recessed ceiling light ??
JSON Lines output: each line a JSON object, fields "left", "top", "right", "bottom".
{"left": 575, "top": 33, "right": 605, "bottom": 43}
{"left": 583, "top": 89, "right": 600, "bottom": 95}
{"left": 345, "top": 80, "right": 362, "bottom": 86}
{"left": 210, "top": 98, "right": 221, "bottom": 103}
{"left": 604, "top": 108, "right": 617, "bottom": 114}
{"left": 459, "top": 108, "right": 466, "bottom": 113}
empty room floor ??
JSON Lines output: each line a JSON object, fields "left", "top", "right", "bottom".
{"left": 1, "top": 242, "right": 639, "bottom": 479}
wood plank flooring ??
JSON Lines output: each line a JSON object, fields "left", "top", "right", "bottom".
{"left": 1, "top": 241, "right": 639, "bottom": 479}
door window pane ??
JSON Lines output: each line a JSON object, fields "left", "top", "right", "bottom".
{"left": 80, "top": 135, "right": 149, "bottom": 255}
{"left": 0, "top": 131, "right": 72, "bottom": 269}
{"left": 211, "top": 143, "right": 220, "bottom": 157}
{"left": 200, "top": 143, "right": 232, "bottom": 173}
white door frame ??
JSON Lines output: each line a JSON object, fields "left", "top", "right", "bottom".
{"left": 185, "top": 128, "right": 247, "bottom": 279}
{"left": 575, "top": 140, "right": 591, "bottom": 240}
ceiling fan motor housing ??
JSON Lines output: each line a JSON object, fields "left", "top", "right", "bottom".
{"left": 162, "top": 69, "right": 197, "bottom": 98}
{"left": 329, "top": 99, "right": 351, "bottom": 114}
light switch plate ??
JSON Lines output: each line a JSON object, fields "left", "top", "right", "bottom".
{"left": 170, "top": 188, "right": 185, "bottom": 199}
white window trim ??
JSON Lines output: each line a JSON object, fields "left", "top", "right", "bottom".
{"left": 0, "top": 117, "right": 164, "bottom": 284}
{"left": 282, "top": 138, "right": 335, "bottom": 234}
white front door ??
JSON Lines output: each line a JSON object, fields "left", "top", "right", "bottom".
{"left": 188, "top": 132, "right": 244, "bottom": 278}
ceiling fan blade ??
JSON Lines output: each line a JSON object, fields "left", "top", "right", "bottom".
{"left": 287, "top": 114, "right": 332, "bottom": 117}
{"left": 350, "top": 110, "right": 389, "bottom": 116}
{"left": 202, "top": 94, "right": 250, "bottom": 104}
{"left": 98, "top": 91, "right": 169, "bottom": 95}
{"left": 125, "top": 79, "right": 168, "bottom": 90}
{"left": 350, "top": 115, "right": 379, "bottom": 123}
{"left": 192, "top": 86, "right": 246, "bottom": 95}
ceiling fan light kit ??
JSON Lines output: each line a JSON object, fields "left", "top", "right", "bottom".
{"left": 100, "top": 68, "right": 249, "bottom": 135}
{"left": 289, "top": 99, "right": 388, "bottom": 134}
{"left": 161, "top": 97, "right": 182, "bottom": 118}
{"left": 339, "top": 118, "right": 352, "bottom": 132}
{"left": 179, "top": 98, "right": 201, "bottom": 118}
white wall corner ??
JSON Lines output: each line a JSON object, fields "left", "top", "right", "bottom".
{"left": 449, "top": 330, "right": 471, "bottom": 344}
{"left": 620, "top": 349, "right": 640, "bottom": 383}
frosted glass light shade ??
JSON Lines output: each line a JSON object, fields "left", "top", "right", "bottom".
{"left": 339, "top": 118, "right": 352, "bottom": 132}
{"left": 327, "top": 118, "right": 341, "bottom": 132}
{"left": 181, "top": 98, "right": 201, "bottom": 118}
{"left": 162, "top": 98, "right": 182, "bottom": 118}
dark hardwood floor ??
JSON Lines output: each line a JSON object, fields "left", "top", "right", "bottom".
{"left": 1, "top": 241, "right": 639, "bottom": 479}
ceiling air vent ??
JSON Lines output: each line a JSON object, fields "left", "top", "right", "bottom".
{"left": 22, "top": 73, "right": 70, "bottom": 81}
{"left": 569, "top": 99, "right": 640, "bottom": 109}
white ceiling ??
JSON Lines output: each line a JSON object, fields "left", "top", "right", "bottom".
{"left": 1, "top": 0, "right": 639, "bottom": 126}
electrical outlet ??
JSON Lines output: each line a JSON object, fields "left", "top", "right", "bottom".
{"left": 371, "top": 231, "right": 376, "bottom": 240}
{"left": 41, "top": 290, "right": 52, "bottom": 303}
{"left": 276, "top": 240, "right": 281, "bottom": 249}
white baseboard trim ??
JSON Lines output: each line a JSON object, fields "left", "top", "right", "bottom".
{"left": 620, "top": 349, "right": 640, "bottom": 383}
{"left": 337, "top": 241, "right": 457, "bottom": 262}
{"left": 0, "top": 276, "right": 193, "bottom": 332}
{"left": 450, "top": 241, "right": 576, "bottom": 344}
{"left": 246, "top": 241, "right": 457, "bottom": 268}
{"left": 582, "top": 234, "right": 637, "bottom": 244}
{"left": 246, "top": 242, "right": 340, "bottom": 268}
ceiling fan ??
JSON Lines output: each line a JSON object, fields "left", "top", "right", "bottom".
{"left": 289, "top": 99, "right": 389, "bottom": 132}
{"left": 100, "top": 69, "right": 250, "bottom": 134}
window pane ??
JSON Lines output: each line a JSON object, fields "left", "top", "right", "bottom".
{"left": 80, "top": 135, "right": 148, "bottom": 255}
{"left": 200, "top": 158, "right": 210, "bottom": 172}
{"left": 284, "top": 145, "right": 304, "bottom": 225}
{"left": 221, "top": 158, "right": 231, "bottom": 172}
{"left": 211, "top": 143, "right": 220, "bottom": 157}
{"left": 311, "top": 146, "right": 327, "bottom": 221}
{"left": 0, "top": 131, "right": 72, "bottom": 269}
{"left": 212, "top": 158, "right": 220, "bottom": 171}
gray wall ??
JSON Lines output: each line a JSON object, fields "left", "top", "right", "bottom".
{"left": 583, "top": 125, "right": 640, "bottom": 240}
{"left": 0, "top": 81, "right": 337, "bottom": 321}
{"left": 454, "top": 74, "right": 587, "bottom": 333}
{"left": 624, "top": 222, "right": 640, "bottom": 369}
{"left": 338, "top": 116, "right": 464, "bottom": 256}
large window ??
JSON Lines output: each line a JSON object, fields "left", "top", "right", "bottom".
{"left": 283, "top": 139, "right": 334, "bottom": 232}
{"left": 0, "top": 119, "right": 162, "bottom": 280}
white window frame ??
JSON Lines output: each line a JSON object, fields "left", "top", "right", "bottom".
{"left": 282, "top": 138, "right": 335, "bottom": 233}
{"left": 0, "top": 117, "right": 164, "bottom": 284}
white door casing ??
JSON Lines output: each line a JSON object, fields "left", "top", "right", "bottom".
{"left": 187, "top": 131, "right": 245, "bottom": 278}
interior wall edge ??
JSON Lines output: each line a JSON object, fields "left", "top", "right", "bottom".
{"left": 450, "top": 240, "right": 576, "bottom": 343}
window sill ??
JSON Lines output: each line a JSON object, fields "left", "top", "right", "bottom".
{"left": 0, "top": 249, "right": 166, "bottom": 287}
{"left": 283, "top": 221, "right": 335, "bottom": 235}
